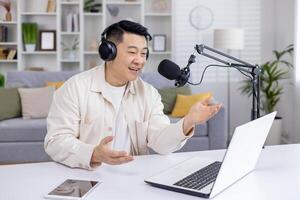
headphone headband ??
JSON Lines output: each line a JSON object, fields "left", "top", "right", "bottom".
{"left": 99, "top": 21, "right": 151, "bottom": 61}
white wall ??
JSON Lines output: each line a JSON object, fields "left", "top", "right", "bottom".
{"left": 273, "top": 0, "right": 295, "bottom": 143}
{"left": 174, "top": 0, "right": 295, "bottom": 142}
{"left": 174, "top": 0, "right": 261, "bottom": 139}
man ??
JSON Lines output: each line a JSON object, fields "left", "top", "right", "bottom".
{"left": 45, "top": 20, "right": 222, "bottom": 170}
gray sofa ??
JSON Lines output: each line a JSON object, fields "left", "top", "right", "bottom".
{"left": 0, "top": 70, "right": 226, "bottom": 164}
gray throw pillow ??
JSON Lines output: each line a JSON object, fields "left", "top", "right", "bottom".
{"left": 0, "top": 88, "right": 22, "bottom": 121}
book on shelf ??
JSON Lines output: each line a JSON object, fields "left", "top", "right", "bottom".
{"left": 0, "top": 26, "right": 8, "bottom": 42}
{"left": 7, "top": 49, "right": 17, "bottom": 60}
{"left": 66, "top": 13, "right": 73, "bottom": 32}
{"left": 0, "top": 48, "right": 9, "bottom": 59}
{"left": 66, "top": 13, "right": 80, "bottom": 32}
{"left": 46, "top": 0, "right": 56, "bottom": 12}
{"left": 73, "top": 13, "right": 79, "bottom": 32}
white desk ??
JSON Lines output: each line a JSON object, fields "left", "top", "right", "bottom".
{"left": 0, "top": 144, "right": 300, "bottom": 200}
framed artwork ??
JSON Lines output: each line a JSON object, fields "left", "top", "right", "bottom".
{"left": 39, "top": 30, "right": 56, "bottom": 51}
{"left": 153, "top": 34, "right": 166, "bottom": 52}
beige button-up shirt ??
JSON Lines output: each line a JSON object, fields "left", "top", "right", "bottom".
{"left": 44, "top": 66, "right": 193, "bottom": 169}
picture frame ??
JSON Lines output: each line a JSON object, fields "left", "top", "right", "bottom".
{"left": 153, "top": 34, "right": 166, "bottom": 52}
{"left": 39, "top": 30, "right": 56, "bottom": 51}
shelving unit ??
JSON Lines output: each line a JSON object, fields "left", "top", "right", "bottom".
{"left": 0, "top": 1, "right": 18, "bottom": 73}
{"left": 0, "top": 0, "right": 173, "bottom": 73}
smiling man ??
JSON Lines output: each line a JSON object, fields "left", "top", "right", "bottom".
{"left": 44, "top": 20, "right": 222, "bottom": 170}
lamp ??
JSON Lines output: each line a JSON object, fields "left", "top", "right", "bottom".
{"left": 213, "top": 28, "right": 244, "bottom": 143}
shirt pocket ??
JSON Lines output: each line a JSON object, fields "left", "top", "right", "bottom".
{"left": 134, "top": 120, "right": 149, "bottom": 155}
{"left": 79, "top": 115, "right": 105, "bottom": 144}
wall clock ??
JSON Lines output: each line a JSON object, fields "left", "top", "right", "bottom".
{"left": 189, "top": 5, "right": 214, "bottom": 30}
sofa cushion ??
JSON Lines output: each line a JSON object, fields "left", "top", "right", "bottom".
{"left": 140, "top": 72, "right": 174, "bottom": 89}
{"left": 18, "top": 87, "right": 55, "bottom": 119}
{"left": 0, "top": 118, "right": 47, "bottom": 142}
{"left": 171, "top": 92, "right": 212, "bottom": 117}
{"left": 0, "top": 88, "right": 22, "bottom": 121}
{"left": 168, "top": 116, "right": 208, "bottom": 137}
{"left": 6, "top": 71, "right": 78, "bottom": 88}
{"left": 46, "top": 81, "right": 64, "bottom": 89}
{"left": 158, "top": 86, "right": 191, "bottom": 114}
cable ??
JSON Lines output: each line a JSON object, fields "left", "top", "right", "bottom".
{"left": 187, "top": 63, "right": 260, "bottom": 117}
{"left": 187, "top": 64, "right": 253, "bottom": 85}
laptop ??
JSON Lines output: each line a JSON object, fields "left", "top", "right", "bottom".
{"left": 144, "top": 111, "right": 276, "bottom": 198}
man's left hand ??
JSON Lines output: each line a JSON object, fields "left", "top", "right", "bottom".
{"left": 183, "top": 97, "right": 222, "bottom": 135}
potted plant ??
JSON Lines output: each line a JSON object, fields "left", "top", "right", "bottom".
{"left": 0, "top": 72, "right": 4, "bottom": 87}
{"left": 22, "top": 23, "right": 38, "bottom": 52}
{"left": 0, "top": 0, "right": 12, "bottom": 21}
{"left": 84, "top": 0, "right": 102, "bottom": 13}
{"left": 61, "top": 37, "right": 79, "bottom": 60}
{"left": 240, "top": 44, "right": 294, "bottom": 144}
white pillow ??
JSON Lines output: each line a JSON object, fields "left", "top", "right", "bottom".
{"left": 18, "top": 86, "right": 55, "bottom": 119}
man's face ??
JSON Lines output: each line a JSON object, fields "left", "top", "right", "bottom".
{"left": 106, "top": 32, "right": 148, "bottom": 86}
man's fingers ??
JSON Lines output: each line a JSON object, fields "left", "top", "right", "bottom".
{"left": 100, "top": 136, "right": 114, "bottom": 145}
{"left": 207, "top": 104, "right": 222, "bottom": 116}
{"left": 108, "top": 156, "right": 134, "bottom": 165}
{"left": 110, "top": 150, "right": 128, "bottom": 158}
{"left": 201, "top": 96, "right": 212, "bottom": 105}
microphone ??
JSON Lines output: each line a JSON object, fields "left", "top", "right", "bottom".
{"left": 158, "top": 54, "right": 196, "bottom": 87}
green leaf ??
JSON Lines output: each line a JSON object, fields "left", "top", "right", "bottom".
{"left": 240, "top": 44, "right": 294, "bottom": 114}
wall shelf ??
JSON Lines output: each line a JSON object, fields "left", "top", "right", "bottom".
{"left": 61, "top": 32, "right": 80, "bottom": 35}
{"left": 84, "top": 13, "right": 103, "bottom": 16}
{"left": 0, "top": 21, "right": 18, "bottom": 25}
{"left": 21, "top": 51, "right": 57, "bottom": 55}
{"left": 0, "top": 0, "right": 173, "bottom": 72}
{"left": 106, "top": 2, "right": 142, "bottom": 5}
{"left": 21, "top": 12, "right": 57, "bottom": 16}
{"left": 61, "top": 2, "right": 80, "bottom": 5}
{"left": 145, "top": 13, "right": 172, "bottom": 16}
{"left": 0, "top": 42, "right": 18, "bottom": 45}
{"left": 84, "top": 51, "right": 98, "bottom": 55}
{"left": 0, "top": 60, "right": 18, "bottom": 63}
{"left": 61, "top": 60, "right": 80, "bottom": 63}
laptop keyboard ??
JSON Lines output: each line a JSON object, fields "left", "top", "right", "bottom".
{"left": 173, "top": 161, "right": 222, "bottom": 191}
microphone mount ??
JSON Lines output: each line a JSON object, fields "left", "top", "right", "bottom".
{"left": 194, "top": 44, "right": 261, "bottom": 120}
{"left": 174, "top": 54, "right": 196, "bottom": 87}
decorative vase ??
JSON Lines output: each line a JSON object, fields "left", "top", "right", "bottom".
{"left": 63, "top": 50, "right": 77, "bottom": 60}
{"left": 5, "top": 12, "right": 12, "bottom": 21}
{"left": 25, "top": 44, "right": 36, "bottom": 52}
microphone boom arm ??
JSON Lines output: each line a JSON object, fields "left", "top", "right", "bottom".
{"left": 194, "top": 44, "right": 261, "bottom": 120}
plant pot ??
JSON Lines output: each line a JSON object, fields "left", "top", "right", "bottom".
{"left": 25, "top": 44, "right": 36, "bottom": 52}
{"left": 5, "top": 12, "right": 12, "bottom": 21}
{"left": 265, "top": 118, "right": 282, "bottom": 145}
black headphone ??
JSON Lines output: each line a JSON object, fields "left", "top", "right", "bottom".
{"left": 98, "top": 22, "right": 150, "bottom": 61}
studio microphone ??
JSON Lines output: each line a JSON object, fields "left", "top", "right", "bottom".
{"left": 158, "top": 54, "right": 196, "bottom": 87}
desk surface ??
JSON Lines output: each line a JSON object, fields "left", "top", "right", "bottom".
{"left": 0, "top": 144, "right": 299, "bottom": 200}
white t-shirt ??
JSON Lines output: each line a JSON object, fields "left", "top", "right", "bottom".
{"left": 105, "top": 82, "right": 131, "bottom": 153}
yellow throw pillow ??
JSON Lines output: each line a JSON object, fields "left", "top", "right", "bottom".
{"left": 171, "top": 92, "right": 213, "bottom": 117}
{"left": 46, "top": 81, "right": 64, "bottom": 89}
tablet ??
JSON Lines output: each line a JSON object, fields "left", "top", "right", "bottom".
{"left": 44, "top": 179, "right": 100, "bottom": 200}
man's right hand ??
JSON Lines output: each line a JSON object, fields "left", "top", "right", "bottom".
{"left": 90, "top": 136, "right": 134, "bottom": 166}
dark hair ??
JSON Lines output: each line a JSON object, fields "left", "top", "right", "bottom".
{"left": 104, "top": 20, "right": 152, "bottom": 44}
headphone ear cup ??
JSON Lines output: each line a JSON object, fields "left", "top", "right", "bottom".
{"left": 98, "top": 40, "right": 117, "bottom": 61}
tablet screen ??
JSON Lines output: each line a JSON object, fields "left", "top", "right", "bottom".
{"left": 48, "top": 179, "right": 99, "bottom": 198}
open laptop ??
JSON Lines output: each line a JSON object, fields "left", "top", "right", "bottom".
{"left": 145, "top": 111, "right": 276, "bottom": 198}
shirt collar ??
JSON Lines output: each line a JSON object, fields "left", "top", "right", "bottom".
{"left": 90, "top": 65, "right": 136, "bottom": 95}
